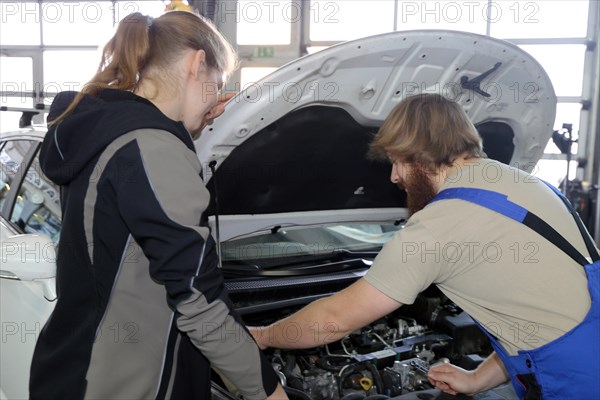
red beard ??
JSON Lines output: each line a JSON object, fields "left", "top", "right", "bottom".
{"left": 397, "top": 163, "right": 438, "bottom": 216}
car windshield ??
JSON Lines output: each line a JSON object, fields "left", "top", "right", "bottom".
{"left": 220, "top": 223, "right": 402, "bottom": 269}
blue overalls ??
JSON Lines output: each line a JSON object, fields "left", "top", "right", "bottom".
{"left": 431, "top": 186, "right": 600, "bottom": 400}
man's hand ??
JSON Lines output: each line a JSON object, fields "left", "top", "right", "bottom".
{"left": 247, "top": 279, "right": 402, "bottom": 350}
{"left": 428, "top": 363, "right": 477, "bottom": 396}
{"left": 428, "top": 352, "right": 509, "bottom": 396}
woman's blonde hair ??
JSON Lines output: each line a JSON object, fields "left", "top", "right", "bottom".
{"left": 50, "top": 11, "right": 237, "bottom": 125}
{"left": 370, "top": 93, "right": 484, "bottom": 171}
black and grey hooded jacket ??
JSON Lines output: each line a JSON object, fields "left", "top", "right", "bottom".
{"left": 30, "top": 89, "right": 278, "bottom": 400}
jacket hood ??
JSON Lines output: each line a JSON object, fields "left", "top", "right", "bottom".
{"left": 40, "top": 89, "right": 192, "bottom": 185}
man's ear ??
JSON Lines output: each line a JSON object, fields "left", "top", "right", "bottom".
{"left": 190, "top": 49, "right": 207, "bottom": 79}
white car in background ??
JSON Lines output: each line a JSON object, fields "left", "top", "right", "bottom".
{"left": 1, "top": 30, "right": 555, "bottom": 400}
{"left": 0, "top": 125, "right": 57, "bottom": 400}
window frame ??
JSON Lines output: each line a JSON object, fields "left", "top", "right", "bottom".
{"left": 214, "top": 0, "right": 304, "bottom": 91}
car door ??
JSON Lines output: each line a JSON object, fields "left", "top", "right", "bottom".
{"left": 0, "top": 134, "right": 60, "bottom": 400}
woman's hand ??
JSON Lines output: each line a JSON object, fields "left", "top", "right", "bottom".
{"left": 248, "top": 326, "right": 268, "bottom": 350}
{"left": 200, "top": 92, "right": 236, "bottom": 130}
{"left": 248, "top": 328, "right": 287, "bottom": 399}
{"left": 266, "top": 383, "right": 288, "bottom": 400}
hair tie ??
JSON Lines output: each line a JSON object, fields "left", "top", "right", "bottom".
{"left": 146, "top": 16, "right": 154, "bottom": 28}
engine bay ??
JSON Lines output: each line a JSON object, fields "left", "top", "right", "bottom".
{"left": 216, "top": 284, "right": 495, "bottom": 400}
{"left": 265, "top": 318, "right": 454, "bottom": 399}
{"left": 263, "top": 307, "right": 489, "bottom": 400}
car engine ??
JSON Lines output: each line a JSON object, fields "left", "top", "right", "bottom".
{"left": 265, "top": 308, "right": 489, "bottom": 400}
{"left": 266, "top": 317, "right": 446, "bottom": 400}
{"left": 215, "top": 285, "right": 493, "bottom": 400}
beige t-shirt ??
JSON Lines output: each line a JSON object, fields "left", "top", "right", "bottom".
{"left": 365, "top": 159, "right": 592, "bottom": 355}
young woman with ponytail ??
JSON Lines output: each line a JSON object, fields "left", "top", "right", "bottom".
{"left": 31, "top": 11, "right": 287, "bottom": 400}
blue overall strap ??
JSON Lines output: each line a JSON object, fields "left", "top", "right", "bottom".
{"left": 542, "top": 181, "right": 600, "bottom": 262}
{"left": 431, "top": 187, "right": 590, "bottom": 267}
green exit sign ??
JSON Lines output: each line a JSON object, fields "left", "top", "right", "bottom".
{"left": 254, "top": 46, "right": 274, "bottom": 58}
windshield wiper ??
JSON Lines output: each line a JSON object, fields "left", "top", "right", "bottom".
{"left": 222, "top": 258, "right": 372, "bottom": 277}
{"left": 331, "top": 249, "right": 380, "bottom": 258}
{"left": 221, "top": 248, "right": 379, "bottom": 277}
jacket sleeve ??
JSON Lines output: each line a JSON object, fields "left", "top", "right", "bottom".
{"left": 115, "top": 129, "right": 278, "bottom": 399}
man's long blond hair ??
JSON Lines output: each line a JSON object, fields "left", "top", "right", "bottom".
{"left": 370, "top": 93, "right": 485, "bottom": 172}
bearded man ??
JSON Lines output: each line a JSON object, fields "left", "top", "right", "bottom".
{"left": 250, "top": 93, "right": 599, "bottom": 400}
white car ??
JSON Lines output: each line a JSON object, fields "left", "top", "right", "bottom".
{"left": 0, "top": 125, "right": 57, "bottom": 400}
{"left": 1, "top": 30, "right": 555, "bottom": 400}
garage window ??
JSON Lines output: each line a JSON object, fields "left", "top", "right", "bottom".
{"left": 237, "top": 0, "right": 293, "bottom": 45}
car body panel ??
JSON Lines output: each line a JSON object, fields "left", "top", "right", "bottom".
{"left": 0, "top": 279, "right": 55, "bottom": 400}
{"left": 197, "top": 30, "right": 555, "bottom": 239}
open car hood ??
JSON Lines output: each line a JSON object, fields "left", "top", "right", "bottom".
{"left": 196, "top": 30, "right": 556, "bottom": 241}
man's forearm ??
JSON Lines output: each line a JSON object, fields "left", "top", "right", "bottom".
{"left": 472, "top": 352, "right": 510, "bottom": 393}
{"left": 255, "top": 297, "right": 353, "bottom": 349}
{"left": 252, "top": 279, "right": 403, "bottom": 350}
